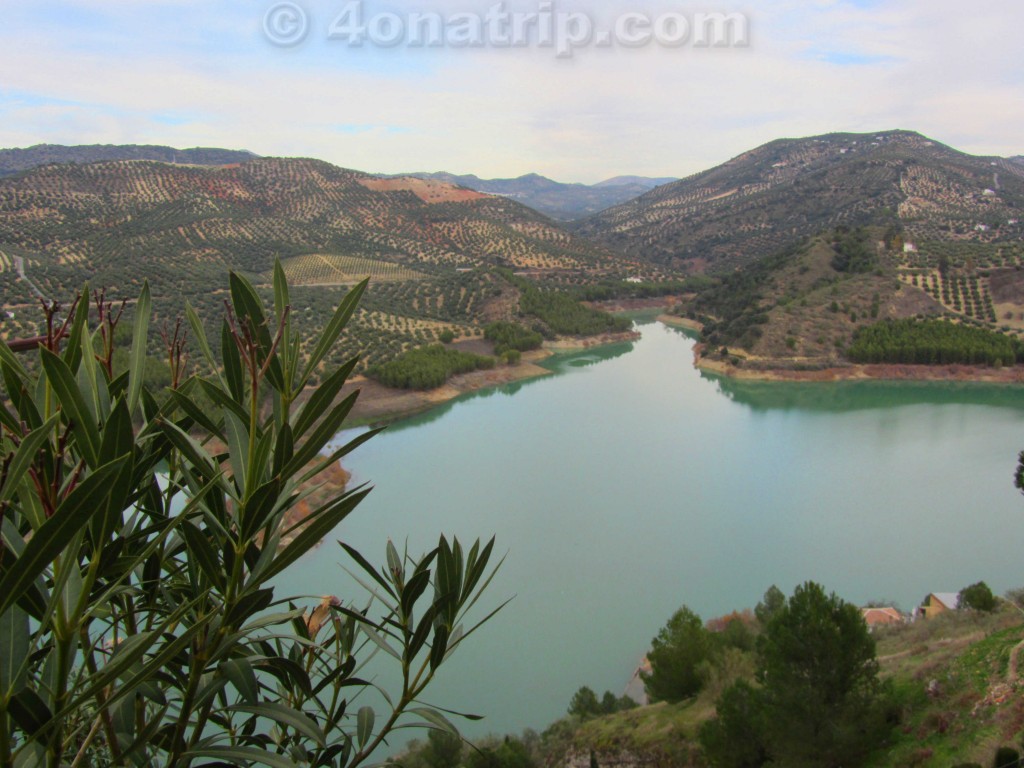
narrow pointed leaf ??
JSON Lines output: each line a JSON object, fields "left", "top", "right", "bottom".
{"left": 229, "top": 702, "right": 327, "bottom": 747}
{"left": 301, "top": 281, "right": 367, "bottom": 384}
{"left": 258, "top": 488, "right": 371, "bottom": 583}
{"left": 0, "top": 415, "right": 59, "bottom": 506}
{"left": 291, "top": 357, "right": 358, "bottom": 439}
{"left": 127, "top": 281, "right": 151, "bottom": 415}
{"left": 357, "top": 705, "right": 375, "bottom": 748}
{"left": 1, "top": 602, "right": 29, "bottom": 694}
{"left": 39, "top": 347, "right": 101, "bottom": 467}
{"left": 184, "top": 746, "right": 300, "bottom": 768}
{"left": 221, "top": 658, "right": 260, "bottom": 705}
{"left": 0, "top": 457, "right": 127, "bottom": 617}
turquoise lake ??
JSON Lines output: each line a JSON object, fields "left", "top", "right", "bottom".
{"left": 275, "top": 318, "right": 1024, "bottom": 741}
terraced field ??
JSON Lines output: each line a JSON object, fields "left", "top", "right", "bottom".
{"left": 278, "top": 254, "right": 425, "bottom": 285}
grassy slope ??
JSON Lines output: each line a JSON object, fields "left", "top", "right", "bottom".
{"left": 556, "top": 609, "right": 1024, "bottom": 768}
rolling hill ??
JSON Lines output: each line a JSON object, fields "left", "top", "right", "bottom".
{"left": 0, "top": 143, "right": 259, "bottom": 177}
{"left": 402, "top": 171, "right": 676, "bottom": 221}
{"left": 575, "top": 130, "right": 1024, "bottom": 273}
{"left": 0, "top": 156, "right": 646, "bottom": 371}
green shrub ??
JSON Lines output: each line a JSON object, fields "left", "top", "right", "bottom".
{"left": 960, "top": 581, "right": 998, "bottom": 612}
{"left": 0, "top": 268, "right": 502, "bottom": 766}
{"left": 371, "top": 344, "right": 496, "bottom": 389}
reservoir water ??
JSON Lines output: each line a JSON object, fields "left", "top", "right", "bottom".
{"left": 276, "top": 318, "right": 1024, "bottom": 740}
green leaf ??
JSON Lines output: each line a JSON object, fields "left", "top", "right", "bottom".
{"left": 224, "top": 409, "right": 250, "bottom": 497}
{"left": 0, "top": 457, "right": 128, "bottom": 617}
{"left": 408, "top": 707, "right": 459, "bottom": 735}
{"left": 167, "top": 386, "right": 225, "bottom": 441}
{"left": 185, "top": 301, "right": 224, "bottom": 386}
{"left": 291, "top": 357, "right": 358, "bottom": 440}
{"left": 258, "top": 488, "right": 371, "bottom": 583}
{"left": 229, "top": 701, "right": 327, "bottom": 747}
{"left": 400, "top": 569, "right": 432, "bottom": 622}
{"left": 127, "top": 281, "right": 151, "bottom": 416}
{"left": 357, "top": 705, "right": 375, "bottom": 748}
{"left": 300, "top": 281, "right": 367, "bottom": 385}
{"left": 98, "top": 398, "right": 133, "bottom": 467}
{"left": 339, "top": 540, "right": 397, "bottom": 600}
{"left": 281, "top": 392, "right": 360, "bottom": 480}
{"left": 0, "top": 415, "right": 59, "bottom": 506}
{"left": 362, "top": 624, "right": 401, "bottom": 660}
{"left": 8, "top": 687, "right": 52, "bottom": 737}
{"left": 62, "top": 288, "right": 90, "bottom": 372}
{"left": 224, "top": 588, "right": 275, "bottom": 629}
{"left": 0, "top": 602, "right": 29, "bottom": 694}
{"left": 184, "top": 746, "right": 301, "bottom": 768}
{"left": 430, "top": 625, "right": 450, "bottom": 671}
{"left": 221, "top": 658, "right": 260, "bottom": 705}
{"left": 181, "top": 521, "right": 225, "bottom": 592}
{"left": 39, "top": 347, "right": 102, "bottom": 468}
{"left": 273, "top": 258, "right": 290, "bottom": 323}
{"left": 0, "top": 334, "right": 30, "bottom": 382}
{"left": 240, "top": 478, "right": 281, "bottom": 543}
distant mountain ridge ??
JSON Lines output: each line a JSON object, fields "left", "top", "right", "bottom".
{"left": 399, "top": 171, "right": 677, "bottom": 221}
{"left": 575, "top": 130, "right": 1024, "bottom": 272}
{"left": 0, "top": 144, "right": 259, "bottom": 177}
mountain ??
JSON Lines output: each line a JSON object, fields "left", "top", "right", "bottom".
{"left": 401, "top": 172, "right": 677, "bottom": 221}
{"left": 575, "top": 130, "right": 1024, "bottom": 273}
{"left": 0, "top": 143, "right": 259, "bottom": 177}
{"left": 0, "top": 157, "right": 641, "bottom": 370}
{"left": 594, "top": 175, "right": 677, "bottom": 189}
{"left": 1011, "top": 156, "right": 1024, "bottom": 168}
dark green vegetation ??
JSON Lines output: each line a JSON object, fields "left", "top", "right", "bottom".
{"left": 0, "top": 154, "right": 651, "bottom": 375}
{"left": 403, "top": 172, "right": 676, "bottom": 221}
{"left": 0, "top": 271, "right": 502, "bottom": 766}
{"left": 700, "top": 583, "right": 894, "bottom": 768}
{"left": 0, "top": 143, "right": 258, "bottom": 177}
{"left": 567, "top": 687, "right": 637, "bottom": 719}
{"left": 483, "top": 322, "right": 543, "bottom": 355}
{"left": 405, "top": 582, "right": 1024, "bottom": 768}
{"left": 369, "top": 344, "right": 496, "bottom": 390}
{"left": 959, "top": 582, "right": 998, "bottom": 613}
{"left": 516, "top": 279, "right": 633, "bottom": 337}
{"left": 846, "top": 319, "right": 1024, "bottom": 366}
{"left": 576, "top": 130, "right": 1024, "bottom": 273}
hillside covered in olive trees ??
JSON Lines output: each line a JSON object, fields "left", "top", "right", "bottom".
{"left": 0, "top": 154, "right": 658, "bottom": 375}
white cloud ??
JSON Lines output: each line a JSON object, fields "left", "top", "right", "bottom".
{"left": 0, "top": 0, "right": 1021, "bottom": 181}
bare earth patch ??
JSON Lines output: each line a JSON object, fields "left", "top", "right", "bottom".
{"left": 357, "top": 177, "right": 489, "bottom": 204}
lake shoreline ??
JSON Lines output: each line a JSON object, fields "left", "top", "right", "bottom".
{"left": 342, "top": 329, "right": 642, "bottom": 427}
{"left": 657, "top": 314, "right": 1024, "bottom": 385}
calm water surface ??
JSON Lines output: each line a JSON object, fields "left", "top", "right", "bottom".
{"left": 277, "top": 319, "right": 1024, "bottom": 739}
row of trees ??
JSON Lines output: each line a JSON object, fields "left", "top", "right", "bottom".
{"left": 369, "top": 344, "right": 496, "bottom": 389}
{"left": 846, "top": 318, "right": 1022, "bottom": 366}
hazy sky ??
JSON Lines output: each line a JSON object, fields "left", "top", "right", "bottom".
{"left": 1, "top": 0, "right": 1021, "bottom": 183}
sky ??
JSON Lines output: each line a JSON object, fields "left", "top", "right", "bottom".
{"left": 0, "top": 0, "right": 1021, "bottom": 184}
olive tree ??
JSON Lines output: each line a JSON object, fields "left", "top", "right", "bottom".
{"left": 0, "top": 266, "right": 503, "bottom": 767}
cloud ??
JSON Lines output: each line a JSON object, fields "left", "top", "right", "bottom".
{"left": 0, "top": 0, "right": 1021, "bottom": 181}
